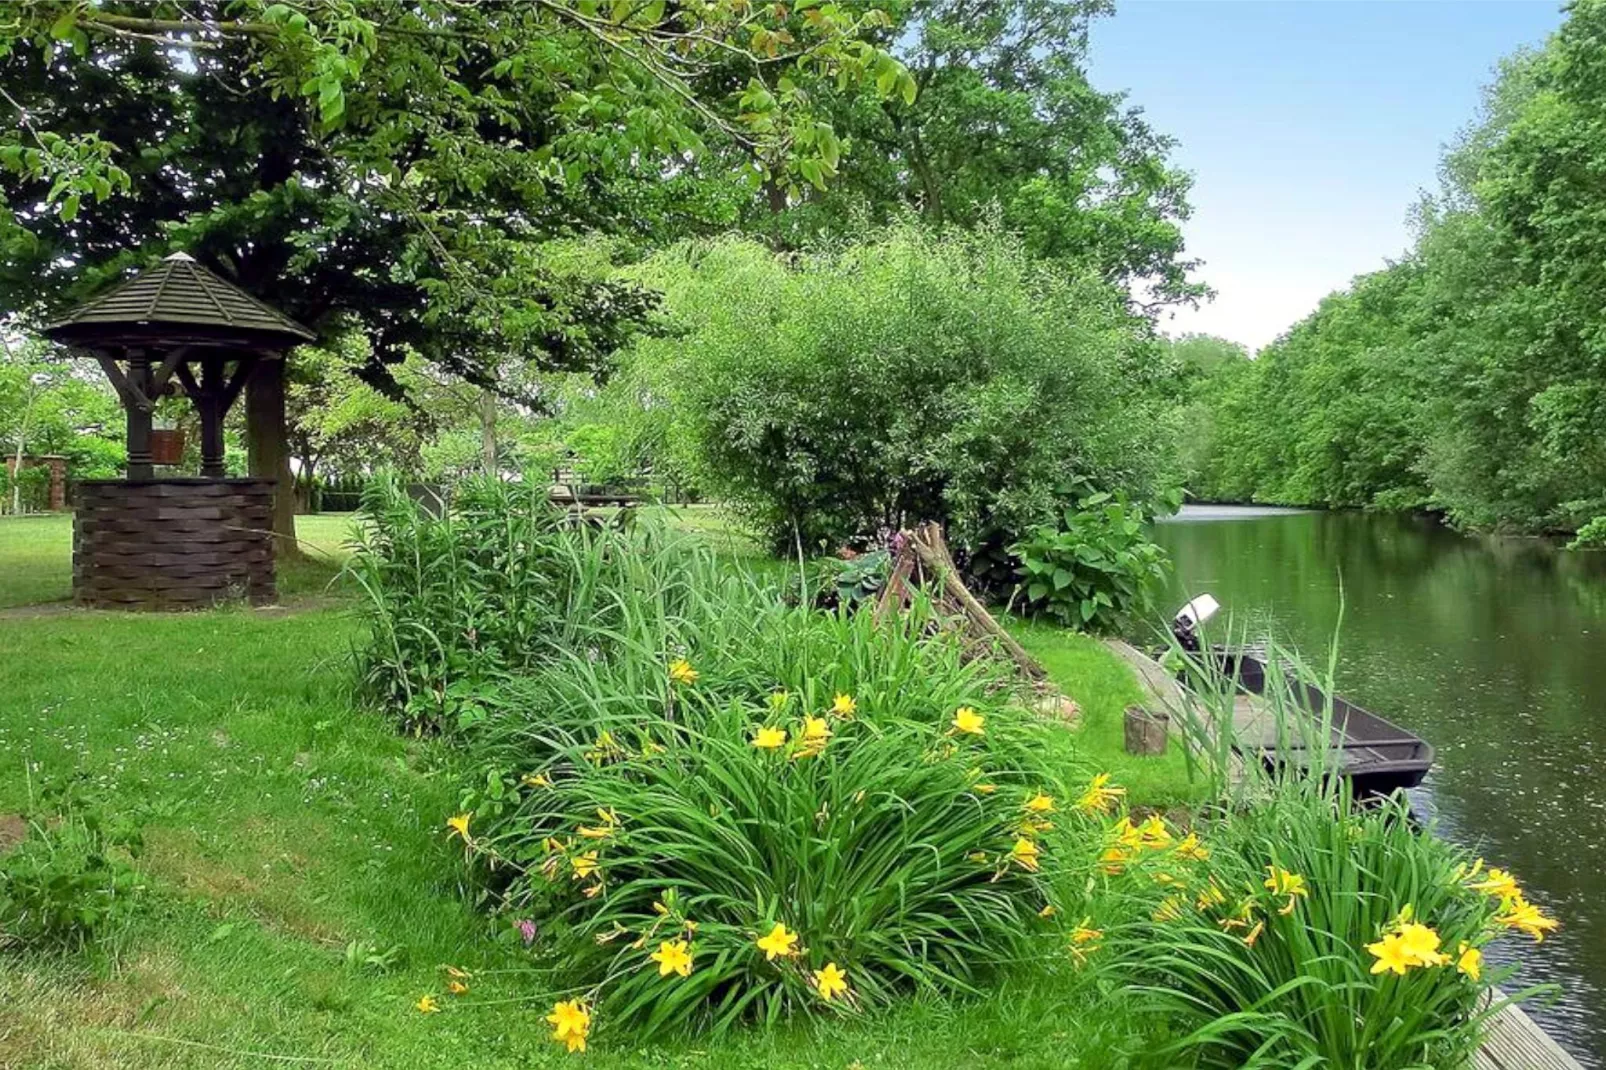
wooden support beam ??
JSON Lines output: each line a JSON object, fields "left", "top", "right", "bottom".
{"left": 199, "top": 358, "right": 227, "bottom": 477}
{"left": 220, "top": 355, "right": 257, "bottom": 414}
{"left": 94, "top": 353, "right": 150, "bottom": 410}
{"left": 147, "top": 344, "right": 194, "bottom": 402}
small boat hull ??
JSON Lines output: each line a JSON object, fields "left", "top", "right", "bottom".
{"left": 1201, "top": 648, "right": 1435, "bottom": 796}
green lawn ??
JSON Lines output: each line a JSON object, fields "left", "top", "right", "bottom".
{"left": 0, "top": 505, "right": 1193, "bottom": 1068}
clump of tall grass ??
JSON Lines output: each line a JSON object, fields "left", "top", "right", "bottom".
{"left": 1087, "top": 625, "right": 1560, "bottom": 1069}
{"left": 353, "top": 479, "right": 1101, "bottom": 1046}
{"left": 347, "top": 474, "right": 571, "bottom": 732}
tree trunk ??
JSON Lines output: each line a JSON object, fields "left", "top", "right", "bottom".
{"left": 479, "top": 386, "right": 498, "bottom": 475}
{"left": 247, "top": 358, "right": 302, "bottom": 559}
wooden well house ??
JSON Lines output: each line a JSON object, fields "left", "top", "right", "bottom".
{"left": 43, "top": 253, "right": 314, "bottom": 609}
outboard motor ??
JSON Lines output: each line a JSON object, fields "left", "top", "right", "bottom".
{"left": 1171, "top": 594, "right": 1220, "bottom": 654}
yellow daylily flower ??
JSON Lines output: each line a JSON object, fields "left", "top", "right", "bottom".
{"left": 1174, "top": 833, "right": 1209, "bottom": 862}
{"left": 832, "top": 693, "right": 857, "bottom": 717}
{"left": 795, "top": 716, "right": 833, "bottom": 758}
{"left": 572, "top": 851, "right": 600, "bottom": 880}
{"left": 1456, "top": 942, "right": 1483, "bottom": 981}
{"left": 447, "top": 980, "right": 469, "bottom": 995}
{"left": 445, "top": 813, "right": 472, "bottom": 842}
{"left": 752, "top": 726, "right": 788, "bottom": 750}
{"left": 813, "top": 961, "right": 850, "bottom": 1001}
{"left": 1396, "top": 922, "right": 1450, "bottom": 967}
{"left": 1264, "top": 866, "right": 1308, "bottom": 914}
{"left": 952, "top": 707, "right": 985, "bottom": 735}
{"left": 522, "top": 772, "right": 552, "bottom": 789}
{"left": 1135, "top": 815, "right": 1173, "bottom": 849}
{"left": 1038, "top": 904, "right": 1058, "bottom": 919}
{"left": 1153, "top": 895, "right": 1188, "bottom": 923}
{"left": 1010, "top": 836, "right": 1041, "bottom": 872}
{"left": 757, "top": 922, "right": 800, "bottom": 961}
{"left": 1024, "top": 793, "right": 1056, "bottom": 814}
{"left": 1367, "top": 931, "right": 1415, "bottom": 976}
{"left": 1469, "top": 867, "right": 1520, "bottom": 901}
{"left": 1495, "top": 894, "right": 1559, "bottom": 942}
{"left": 650, "top": 938, "right": 694, "bottom": 978}
{"left": 415, "top": 994, "right": 441, "bottom": 1014}
{"left": 546, "top": 999, "right": 591, "bottom": 1053}
{"left": 1075, "top": 773, "right": 1126, "bottom": 814}
{"left": 669, "top": 658, "right": 698, "bottom": 685}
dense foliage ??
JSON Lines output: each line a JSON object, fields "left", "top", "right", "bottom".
{"left": 1010, "top": 491, "right": 1172, "bottom": 631}
{"left": 351, "top": 480, "right": 1099, "bottom": 1042}
{"left": 742, "top": 0, "right": 1205, "bottom": 309}
{"left": 1186, "top": 2, "right": 1606, "bottom": 536}
{"left": 610, "top": 227, "right": 1181, "bottom": 557}
{"left": 1087, "top": 642, "right": 1561, "bottom": 1069}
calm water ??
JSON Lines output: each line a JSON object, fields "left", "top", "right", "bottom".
{"left": 1153, "top": 505, "right": 1606, "bottom": 1068}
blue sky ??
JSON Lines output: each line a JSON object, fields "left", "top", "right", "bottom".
{"left": 1087, "top": 0, "right": 1565, "bottom": 351}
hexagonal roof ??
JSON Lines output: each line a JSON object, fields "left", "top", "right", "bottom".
{"left": 43, "top": 252, "right": 315, "bottom": 350}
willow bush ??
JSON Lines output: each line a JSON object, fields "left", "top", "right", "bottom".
{"left": 613, "top": 226, "right": 1180, "bottom": 561}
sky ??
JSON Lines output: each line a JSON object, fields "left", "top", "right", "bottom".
{"left": 1086, "top": 0, "right": 1566, "bottom": 351}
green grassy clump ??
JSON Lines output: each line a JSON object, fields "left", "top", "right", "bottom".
{"left": 1086, "top": 639, "right": 1561, "bottom": 1070}
{"left": 352, "top": 482, "right": 1124, "bottom": 1044}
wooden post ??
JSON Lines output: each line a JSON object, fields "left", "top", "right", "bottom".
{"left": 246, "top": 356, "right": 301, "bottom": 558}
{"left": 125, "top": 351, "right": 155, "bottom": 481}
{"left": 198, "top": 357, "right": 226, "bottom": 477}
{"left": 1124, "top": 704, "right": 1169, "bottom": 756}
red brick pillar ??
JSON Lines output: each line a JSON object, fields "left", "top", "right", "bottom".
{"left": 46, "top": 456, "right": 67, "bottom": 511}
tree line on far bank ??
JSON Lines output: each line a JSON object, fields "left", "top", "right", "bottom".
{"left": 1182, "top": 0, "right": 1606, "bottom": 547}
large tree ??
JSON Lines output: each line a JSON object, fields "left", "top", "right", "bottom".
{"left": 0, "top": 1, "right": 908, "bottom": 547}
{"left": 743, "top": 0, "right": 1204, "bottom": 311}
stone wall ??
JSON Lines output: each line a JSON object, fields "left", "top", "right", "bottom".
{"left": 74, "top": 479, "right": 276, "bottom": 609}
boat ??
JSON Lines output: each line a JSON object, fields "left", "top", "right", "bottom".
{"left": 1169, "top": 595, "right": 1436, "bottom": 796}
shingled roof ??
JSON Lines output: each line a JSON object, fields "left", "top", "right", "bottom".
{"left": 43, "top": 252, "right": 316, "bottom": 350}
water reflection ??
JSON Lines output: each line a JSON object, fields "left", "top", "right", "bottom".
{"left": 1153, "top": 506, "right": 1606, "bottom": 1068}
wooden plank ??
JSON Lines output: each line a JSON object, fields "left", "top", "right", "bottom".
{"left": 1477, "top": 994, "right": 1584, "bottom": 1069}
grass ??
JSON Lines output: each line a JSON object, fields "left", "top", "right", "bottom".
{"left": 0, "top": 503, "right": 1193, "bottom": 1067}
{"left": 1007, "top": 619, "right": 1203, "bottom": 807}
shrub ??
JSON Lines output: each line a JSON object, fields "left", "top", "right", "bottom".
{"left": 615, "top": 226, "right": 1180, "bottom": 557}
{"left": 1010, "top": 491, "right": 1171, "bottom": 631}
{"left": 403, "top": 505, "right": 1098, "bottom": 1041}
{"left": 0, "top": 782, "right": 145, "bottom": 950}
{"left": 1567, "top": 514, "right": 1606, "bottom": 550}
{"left": 1098, "top": 782, "right": 1550, "bottom": 1069}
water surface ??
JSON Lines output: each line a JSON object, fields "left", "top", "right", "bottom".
{"left": 1153, "top": 505, "right": 1606, "bottom": 1068}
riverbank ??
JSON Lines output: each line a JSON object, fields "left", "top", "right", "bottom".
{"left": 1153, "top": 504, "right": 1606, "bottom": 1067}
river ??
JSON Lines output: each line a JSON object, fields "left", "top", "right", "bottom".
{"left": 1152, "top": 504, "right": 1606, "bottom": 1069}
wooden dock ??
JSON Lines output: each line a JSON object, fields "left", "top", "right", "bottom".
{"left": 1475, "top": 995, "right": 1585, "bottom": 1070}
{"left": 1106, "top": 640, "right": 1586, "bottom": 1070}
